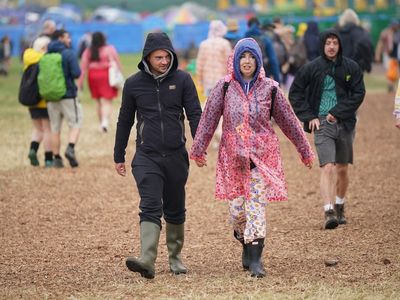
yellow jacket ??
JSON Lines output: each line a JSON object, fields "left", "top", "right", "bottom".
{"left": 22, "top": 48, "right": 46, "bottom": 109}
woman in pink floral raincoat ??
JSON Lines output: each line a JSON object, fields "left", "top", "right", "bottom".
{"left": 190, "top": 38, "right": 314, "bottom": 278}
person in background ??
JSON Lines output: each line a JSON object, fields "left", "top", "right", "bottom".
{"left": 196, "top": 20, "right": 232, "bottom": 147}
{"left": 190, "top": 38, "right": 314, "bottom": 278}
{"left": 224, "top": 18, "right": 242, "bottom": 48}
{"left": 0, "top": 35, "right": 13, "bottom": 76}
{"left": 303, "top": 20, "right": 320, "bottom": 61}
{"left": 394, "top": 79, "right": 400, "bottom": 128}
{"left": 78, "top": 31, "right": 122, "bottom": 133}
{"left": 114, "top": 32, "right": 202, "bottom": 279}
{"left": 46, "top": 29, "right": 82, "bottom": 168}
{"left": 375, "top": 20, "right": 400, "bottom": 93}
{"left": 22, "top": 36, "right": 53, "bottom": 167}
{"left": 40, "top": 20, "right": 57, "bottom": 39}
{"left": 248, "top": 17, "right": 281, "bottom": 84}
{"left": 289, "top": 29, "right": 365, "bottom": 230}
{"left": 196, "top": 20, "right": 232, "bottom": 98}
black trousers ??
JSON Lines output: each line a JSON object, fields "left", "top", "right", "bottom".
{"left": 131, "top": 148, "right": 189, "bottom": 228}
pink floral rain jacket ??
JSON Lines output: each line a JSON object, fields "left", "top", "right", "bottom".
{"left": 190, "top": 38, "right": 314, "bottom": 202}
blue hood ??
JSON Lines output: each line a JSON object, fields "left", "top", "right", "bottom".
{"left": 233, "top": 38, "right": 262, "bottom": 92}
{"left": 47, "top": 40, "right": 67, "bottom": 53}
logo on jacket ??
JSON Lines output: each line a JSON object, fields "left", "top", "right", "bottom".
{"left": 169, "top": 85, "right": 176, "bottom": 90}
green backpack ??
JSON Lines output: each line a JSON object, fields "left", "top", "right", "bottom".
{"left": 38, "top": 52, "right": 66, "bottom": 101}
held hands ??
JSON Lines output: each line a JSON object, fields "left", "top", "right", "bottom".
{"left": 304, "top": 160, "right": 313, "bottom": 169}
{"left": 115, "top": 163, "right": 126, "bottom": 176}
{"left": 194, "top": 156, "right": 207, "bottom": 167}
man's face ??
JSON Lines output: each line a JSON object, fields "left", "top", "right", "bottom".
{"left": 324, "top": 36, "right": 340, "bottom": 61}
{"left": 59, "top": 32, "right": 71, "bottom": 48}
{"left": 147, "top": 49, "right": 171, "bottom": 76}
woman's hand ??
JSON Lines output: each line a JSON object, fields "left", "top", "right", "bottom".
{"left": 194, "top": 156, "right": 207, "bottom": 167}
{"left": 304, "top": 161, "right": 313, "bottom": 169}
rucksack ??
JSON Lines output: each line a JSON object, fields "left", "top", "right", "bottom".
{"left": 18, "top": 63, "right": 41, "bottom": 106}
{"left": 223, "top": 81, "right": 277, "bottom": 119}
{"left": 38, "top": 52, "right": 66, "bottom": 101}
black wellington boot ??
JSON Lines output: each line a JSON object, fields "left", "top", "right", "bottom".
{"left": 234, "top": 231, "right": 249, "bottom": 270}
{"left": 126, "top": 221, "right": 160, "bottom": 279}
{"left": 247, "top": 238, "right": 266, "bottom": 278}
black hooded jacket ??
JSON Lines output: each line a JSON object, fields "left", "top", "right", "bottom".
{"left": 114, "top": 32, "right": 202, "bottom": 162}
{"left": 288, "top": 29, "right": 365, "bottom": 133}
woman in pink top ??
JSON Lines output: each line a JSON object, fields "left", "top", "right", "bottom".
{"left": 78, "top": 32, "right": 122, "bottom": 132}
{"left": 190, "top": 38, "right": 314, "bottom": 277}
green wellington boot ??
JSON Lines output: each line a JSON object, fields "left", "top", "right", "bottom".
{"left": 166, "top": 223, "right": 187, "bottom": 274}
{"left": 126, "top": 221, "right": 160, "bottom": 279}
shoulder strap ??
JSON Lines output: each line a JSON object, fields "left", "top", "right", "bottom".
{"left": 270, "top": 86, "right": 277, "bottom": 120}
{"left": 223, "top": 80, "right": 230, "bottom": 98}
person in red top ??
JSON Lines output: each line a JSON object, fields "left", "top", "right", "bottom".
{"left": 78, "top": 31, "right": 122, "bottom": 132}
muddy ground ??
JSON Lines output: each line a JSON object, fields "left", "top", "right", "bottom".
{"left": 0, "top": 91, "right": 399, "bottom": 299}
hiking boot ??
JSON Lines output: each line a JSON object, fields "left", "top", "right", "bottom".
{"left": 324, "top": 209, "right": 339, "bottom": 230}
{"left": 52, "top": 157, "right": 64, "bottom": 168}
{"left": 28, "top": 149, "right": 39, "bottom": 166}
{"left": 65, "top": 146, "right": 78, "bottom": 168}
{"left": 335, "top": 204, "right": 347, "bottom": 225}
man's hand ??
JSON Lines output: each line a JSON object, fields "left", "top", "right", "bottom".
{"left": 309, "top": 118, "right": 320, "bottom": 132}
{"left": 194, "top": 156, "right": 207, "bottom": 167}
{"left": 115, "top": 163, "right": 126, "bottom": 176}
{"left": 326, "top": 113, "right": 337, "bottom": 124}
{"left": 304, "top": 161, "right": 313, "bottom": 169}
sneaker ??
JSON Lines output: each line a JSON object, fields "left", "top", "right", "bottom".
{"left": 65, "top": 146, "right": 79, "bottom": 168}
{"left": 335, "top": 204, "right": 347, "bottom": 225}
{"left": 52, "top": 157, "right": 64, "bottom": 168}
{"left": 28, "top": 149, "right": 39, "bottom": 166}
{"left": 324, "top": 209, "right": 339, "bottom": 230}
{"left": 44, "top": 160, "right": 53, "bottom": 168}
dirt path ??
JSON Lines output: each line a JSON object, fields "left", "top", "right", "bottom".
{"left": 1, "top": 92, "right": 399, "bottom": 299}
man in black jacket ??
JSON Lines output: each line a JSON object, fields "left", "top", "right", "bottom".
{"left": 114, "top": 32, "right": 202, "bottom": 279}
{"left": 289, "top": 29, "right": 365, "bottom": 230}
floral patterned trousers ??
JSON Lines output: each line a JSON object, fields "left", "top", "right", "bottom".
{"left": 228, "top": 168, "right": 268, "bottom": 244}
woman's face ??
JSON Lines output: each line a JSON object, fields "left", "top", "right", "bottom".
{"left": 239, "top": 51, "right": 256, "bottom": 81}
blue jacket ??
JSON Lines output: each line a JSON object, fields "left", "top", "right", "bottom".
{"left": 47, "top": 40, "right": 81, "bottom": 99}
{"left": 244, "top": 25, "right": 280, "bottom": 83}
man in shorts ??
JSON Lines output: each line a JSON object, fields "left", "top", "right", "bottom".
{"left": 289, "top": 29, "right": 365, "bottom": 229}
{"left": 46, "top": 29, "right": 82, "bottom": 168}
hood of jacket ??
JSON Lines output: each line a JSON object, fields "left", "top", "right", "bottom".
{"left": 319, "top": 28, "right": 343, "bottom": 62}
{"left": 47, "top": 40, "right": 67, "bottom": 53}
{"left": 228, "top": 37, "right": 264, "bottom": 91}
{"left": 208, "top": 20, "right": 228, "bottom": 38}
{"left": 138, "top": 32, "right": 178, "bottom": 78}
{"left": 22, "top": 48, "right": 43, "bottom": 68}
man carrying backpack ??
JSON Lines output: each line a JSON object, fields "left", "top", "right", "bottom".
{"left": 45, "top": 29, "right": 82, "bottom": 168}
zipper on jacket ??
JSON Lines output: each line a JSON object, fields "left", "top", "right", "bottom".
{"left": 179, "top": 112, "right": 185, "bottom": 143}
{"left": 156, "top": 80, "right": 165, "bottom": 145}
{"left": 139, "top": 117, "right": 145, "bottom": 144}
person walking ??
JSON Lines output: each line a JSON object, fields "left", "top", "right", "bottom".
{"left": 303, "top": 20, "right": 320, "bottom": 62}
{"left": 114, "top": 32, "right": 202, "bottom": 279}
{"left": 394, "top": 79, "right": 400, "bottom": 128}
{"left": 46, "top": 29, "right": 82, "bottom": 168}
{"left": 196, "top": 20, "right": 232, "bottom": 147}
{"left": 22, "top": 36, "right": 53, "bottom": 167}
{"left": 78, "top": 31, "right": 122, "bottom": 133}
{"left": 289, "top": 29, "right": 366, "bottom": 229}
{"left": 190, "top": 38, "right": 314, "bottom": 278}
